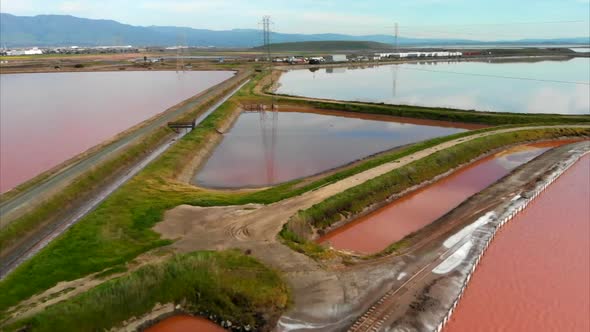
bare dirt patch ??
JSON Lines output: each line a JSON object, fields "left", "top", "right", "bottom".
{"left": 153, "top": 127, "right": 588, "bottom": 331}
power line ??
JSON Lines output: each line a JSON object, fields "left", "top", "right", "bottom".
{"left": 389, "top": 20, "right": 588, "bottom": 28}
{"left": 396, "top": 65, "right": 590, "bottom": 85}
{"left": 394, "top": 22, "right": 399, "bottom": 52}
{"left": 386, "top": 20, "right": 590, "bottom": 40}
{"left": 399, "top": 26, "right": 590, "bottom": 39}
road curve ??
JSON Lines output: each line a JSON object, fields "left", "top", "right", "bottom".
{"left": 152, "top": 124, "right": 588, "bottom": 331}
{"left": 0, "top": 79, "right": 250, "bottom": 279}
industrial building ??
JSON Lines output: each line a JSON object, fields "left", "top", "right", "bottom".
{"left": 4, "top": 48, "right": 43, "bottom": 56}
{"left": 327, "top": 54, "right": 348, "bottom": 62}
{"left": 376, "top": 51, "right": 463, "bottom": 59}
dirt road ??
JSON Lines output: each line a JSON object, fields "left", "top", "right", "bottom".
{"left": 0, "top": 72, "right": 244, "bottom": 224}
{"left": 154, "top": 126, "right": 589, "bottom": 331}
{"left": 0, "top": 80, "right": 250, "bottom": 280}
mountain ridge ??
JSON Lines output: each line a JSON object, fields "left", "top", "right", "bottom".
{"left": 1, "top": 13, "right": 588, "bottom": 48}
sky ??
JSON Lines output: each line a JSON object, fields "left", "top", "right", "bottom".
{"left": 1, "top": 0, "right": 589, "bottom": 40}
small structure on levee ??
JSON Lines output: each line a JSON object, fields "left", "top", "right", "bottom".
{"left": 167, "top": 120, "right": 196, "bottom": 133}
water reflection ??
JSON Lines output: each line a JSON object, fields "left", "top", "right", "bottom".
{"left": 193, "top": 109, "right": 470, "bottom": 188}
{"left": 277, "top": 58, "right": 590, "bottom": 114}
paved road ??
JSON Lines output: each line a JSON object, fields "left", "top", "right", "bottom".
{"left": 0, "top": 79, "right": 250, "bottom": 279}
{"left": 0, "top": 72, "right": 244, "bottom": 222}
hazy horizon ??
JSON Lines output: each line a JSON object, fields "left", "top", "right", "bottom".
{"left": 1, "top": 0, "right": 589, "bottom": 41}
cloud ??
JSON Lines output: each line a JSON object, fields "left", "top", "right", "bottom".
{"left": 295, "top": 11, "right": 392, "bottom": 34}
{"left": 141, "top": 0, "right": 230, "bottom": 13}
{"left": 301, "top": 12, "right": 390, "bottom": 25}
{"left": 0, "top": 0, "right": 38, "bottom": 13}
{"left": 59, "top": 1, "right": 87, "bottom": 13}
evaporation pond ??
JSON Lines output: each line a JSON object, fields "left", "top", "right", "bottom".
{"left": 277, "top": 58, "right": 590, "bottom": 114}
{"left": 193, "top": 109, "right": 471, "bottom": 188}
{"left": 0, "top": 70, "right": 234, "bottom": 192}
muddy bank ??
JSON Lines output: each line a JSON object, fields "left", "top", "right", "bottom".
{"left": 374, "top": 141, "right": 589, "bottom": 331}
{"left": 275, "top": 106, "right": 486, "bottom": 130}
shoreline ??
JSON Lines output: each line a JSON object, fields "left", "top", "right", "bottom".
{"left": 0, "top": 69, "right": 240, "bottom": 212}
{"left": 187, "top": 105, "right": 485, "bottom": 191}
{"left": 433, "top": 147, "right": 589, "bottom": 332}
{"left": 315, "top": 138, "right": 585, "bottom": 252}
{"left": 0, "top": 74, "right": 251, "bottom": 276}
{"left": 349, "top": 141, "right": 590, "bottom": 331}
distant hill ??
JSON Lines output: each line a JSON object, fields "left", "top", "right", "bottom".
{"left": 252, "top": 41, "right": 396, "bottom": 52}
{"left": 1, "top": 13, "right": 589, "bottom": 48}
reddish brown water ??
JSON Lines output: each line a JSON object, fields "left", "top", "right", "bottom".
{"left": 146, "top": 315, "right": 226, "bottom": 332}
{"left": 193, "top": 110, "right": 469, "bottom": 188}
{"left": 318, "top": 141, "right": 576, "bottom": 254}
{"left": 0, "top": 71, "right": 234, "bottom": 193}
{"left": 445, "top": 154, "right": 590, "bottom": 332}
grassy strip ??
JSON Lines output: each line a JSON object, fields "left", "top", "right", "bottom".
{"left": 0, "top": 94, "right": 584, "bottom": 315}
{"left": 0, "top": 72, "right": 250, "bottom": 254}
{"left": 1, "top": 71, "right": 587, "bottom": 316}
{"left": 273, "top": 95, "right": 590, "bottom": 126}
{"left": 0, "top": 127, "right": 170, "bottom": 252}
{"left": 5, "top": 251, "right": 288, "bottom": 332}
{"left": 282, "top": 127, "right": 590, "bottom": 251}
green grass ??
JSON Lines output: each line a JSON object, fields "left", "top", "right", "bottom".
{"left": 0, "top": 72, "right": 250, "bottom": 254}
{"left": 5, "top": 251, "right": 288, "bottom": 332}
{"left": 282, "top": 127, "right": 590, "bottom": 252}
{"left": 273, "top": 96, "right": 590, "bottom": 126}
{"left": 0, "top": 126, "right": 171, "bottom": 252}
{"left": 1, "top": 70, "right": 588, "bottom": 323}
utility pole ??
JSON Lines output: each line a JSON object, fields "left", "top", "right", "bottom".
{"left": 176, "top": 34, "right": 185, "bottom": 73}
{"left": 258, "top": 15, "right": 277, "bottom": 184}
{"left": 261, "top": 15, "right": 276, "bottom": 109}
{"left": 262, "top": 15, "right": 273, "bottom": 63}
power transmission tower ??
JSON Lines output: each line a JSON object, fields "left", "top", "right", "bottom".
{"left": 262, "top": 16, "right": 272, "bottom": 62}
{"left": 258, "top": 15, "right": 278, "bottom": 184}
{"left": 260, "top": 16, "right": 277, "bottom": 109}
{"left": 176, "top": 34, "right": 185, "bottom": 73}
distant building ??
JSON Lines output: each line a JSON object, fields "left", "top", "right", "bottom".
{"left": 376, "top": 51, "right": 463, "bottom": 59}
{"left": 5, "top": 48, "right": 43, "bottom": 56}
{"left": 327, "top": 54, "right": 347, "bottom": 62}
